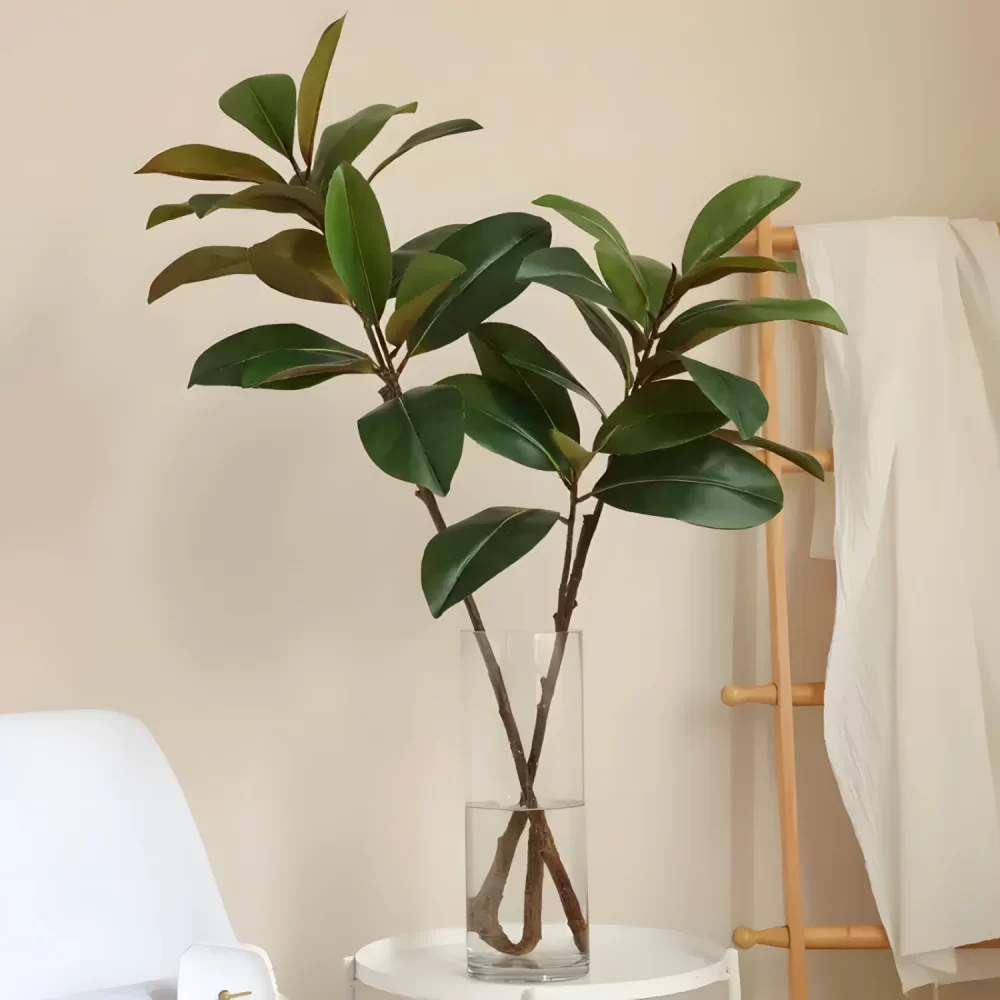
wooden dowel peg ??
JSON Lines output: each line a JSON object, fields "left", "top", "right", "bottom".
{"left": 721, "top": 682, "right": 825, "bottom": 707}
{"left": 734, "top": 925, "right": 888, "bottom": 950}
{"left": 734, "top": 925, "right": 1000, "bottom": 951}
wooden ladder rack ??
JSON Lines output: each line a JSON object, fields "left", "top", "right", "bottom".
{"left": 722, "top": 219, "right": 1000, "bottom": 1000}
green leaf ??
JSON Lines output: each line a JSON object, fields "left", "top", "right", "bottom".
{"left": 357, "top": 385, "right": 464, "bottom": 496}
{"left": 298, "top": 16, "right": 346, "bottom": 167}
{"left": 396, "top": 253, "right": 466, "bottom": 306}
{"left": 714, "top": 428, "right": 825, "bottom": 480}
{"left": 659, "top": 297, "right": 848, "bottom": 354}
{"left": 532, "top": 194, "right": 629, "bottom": 254}
{"left": 136, "top": 144, "right": 284, "bottom": 184}
{"left": 391, "top": 224, "right": 465, "bottom": 291}
{"left": 408, "top": 213, "right": 552, "bottom": 355}
{"left": 573, "top": 299, "right": 632, "bottom": 391}
{"left": 421, "top": 506, "right": 559, "bottom": 617}
{"left": 219, "top": 74, "right": 296, "bottom": 159}
{"left": 385, "top": 253, "right": 465, "bottom": 346}
{"left": 311, "top": 102, "right": 418, "bottom": 193}
{"left": 146, "top": 194, "right": 231, "bottom": 228}
{"left": 189, "top": 323, "right": 372, "bottom": 389}
{"left": 248, "top": 229, "right": 350, "bottom": 304}
{"left": 679, "top": 356, "right": 768, "bottom": 440}
{"left": 551, "top": 429, "right": 594, "bottom": 478}
{"left": 368, "top": 118, "right": 483, "bottom": 181}
{"left": 148, "top": 246, "right": 251, "bottom": 304}
{"left": 593, "top": 437, "right": 784, "bottom": 528}
{"left": 516, "top": 247, "right": 619, "bottom": 311}
{"left": 242, "top": 349, "right": 375, "bottom": 387}
{"left": 438, "top": 374, "right": 566, "bottom": 474}
{"left": 595, "top": 379, "right": 727, "bottom": 454}
{"left": 596, "top": 241, "right": 647, "bottom": 324}
{"left": 682, "top": 176, "right": 801, "bottom": 272}
{"left": 208, "top": 183, "right": 325, "bottom": 228}
{"left": 633, "top": 256, "right": 674, "bottom": 317}
{"left": 472, "top": 322, "right": 604, "bottom": 417}
{"left": 325, "top": 163, "right": 392, "bottom": 323}
{"left": 635, "top": 353, "right": 684, "bottom": 384}
{"left": 188, "top": 194, "right": 228, "bottom": 217}
{"left": 674, "top": 255, "right": 795, "bottom": 295}
{"left": 533, "top": 192, "right": 647, "bottom": 304}
{"left": 470, "top": 329, "right": 579, "bottom": 441}
{"left": 146, "top": 203, "right": 194, "bottom": 229}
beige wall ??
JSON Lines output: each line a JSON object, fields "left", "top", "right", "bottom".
{"left": 2, "top": 2, "right": 1000, "bottom": 998}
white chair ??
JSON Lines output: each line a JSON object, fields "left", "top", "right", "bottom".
{"left": 0, "top": 709, "right": 270, "bottom": 1000}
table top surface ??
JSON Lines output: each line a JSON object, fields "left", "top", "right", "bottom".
{"left": 351, "top": 924, "right": 736, "bottom": 1000}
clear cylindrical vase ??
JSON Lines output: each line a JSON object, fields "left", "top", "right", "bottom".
{"left": 462, "top": 630, "right": 588, "bottom": 982}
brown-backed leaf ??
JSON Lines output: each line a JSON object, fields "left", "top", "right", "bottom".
{"left": 148, "top": 246, "right": 251, "bottom": 304}
{"left": 248, "top": 229, "right": 349, "bottom": 303}
{"left": 136, "top": 144, "right": 283, "bottom": 184}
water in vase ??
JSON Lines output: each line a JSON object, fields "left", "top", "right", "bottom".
{"left": 465, "top": 799, "right": 589, "bottom": 982}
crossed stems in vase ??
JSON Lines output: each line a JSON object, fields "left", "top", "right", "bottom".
{"left": 368, "top": 317, "right": 600, "bottom": 958}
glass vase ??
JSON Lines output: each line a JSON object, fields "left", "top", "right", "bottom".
{"left": 462, "top": 630, "right": 588, "bottom": 982}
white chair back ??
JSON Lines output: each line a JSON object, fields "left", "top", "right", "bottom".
{"left": 0, "top": 710, "right": 235, "bottom": 1000}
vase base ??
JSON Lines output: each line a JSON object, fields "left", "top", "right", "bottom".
{"left": 466, "top": 952, "right": 590, "bottom": 983}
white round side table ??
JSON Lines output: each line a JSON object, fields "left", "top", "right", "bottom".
{"left": 344, "top": 925, "right": 740, "bottom": 1000}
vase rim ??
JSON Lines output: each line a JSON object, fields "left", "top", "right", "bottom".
{"left": 460, "top": 628, "right": 583, "bottom": 636}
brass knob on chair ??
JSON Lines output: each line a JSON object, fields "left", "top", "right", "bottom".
{"left": 218, "top": 992, "right": 252, "bottom": 1000}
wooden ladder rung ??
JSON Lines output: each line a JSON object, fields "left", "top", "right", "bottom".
{"left": 734, "top": 925, "right": 1000, "bottom": 951}
{"left": 721, "top": 682, "right": 825, "bottom": 707}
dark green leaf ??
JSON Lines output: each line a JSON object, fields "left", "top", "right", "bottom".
{"left": 674, "top": 255, "right": 795, "bottom": 295}
{"left": 713, "top": 429, "right": 824, "bottom": 480}
{"left": 659, "top": 296, "right": 848, "bottom": 354}
{"left": 208, "top": 183, "right": 325, "bottom": 228}
{"left": 148, "top": 246, "right": 251, "bottom": 304}
{"left": 219, "top": 74, "right": 296, "bottom": 158}
{"left": 633, "top": 256, "right": 674, "bottom": 317}
{"left": 298, "top": 16, "right": 346, "bottom": 167}
{"left": 679, "top": 356, "right": 768, "bottom": 439}
{"left": 189, "top": 323, "right": 371, "bottom": 389}
{"left": 532, "top": 194, "right": 628, "bottom": 253}
{"left": 421, "top": 506, "right": 559, "bottom": 617}
{"left": 682, "top": 176, "right": 800, "bottom": 272}
{"left": 189, "top": 194, "right": 228, "bottom": 217}
{"left": 147, "top": 203, "right": 194, "bottom": 229}
{"left": 242, "top": 349, "right": 375, "bottom": 387}
{"left": 573, "top": 299, "right": 632, "bottom": 391}
{"left": 470, "top": 330, "right": 579, "bottom": 441}
{"left": 311, "top": 102, "right": 417, "bottom": 193}
{"left": 136, "top": 144, "right": 284, "bottom": 184}
{"left": 325, "top": 163, "right": 391, "bottom": 323}
{"left": 396, "top": 253, "right": 466, "bottom": 306}
{"left": 596, "top": 240, "right": 647, "bottom": 324}
{"left": 438, "top": 374, "right": 566, "bottom": 474}
{"left": 472, "top": 322, "right": 604, "bottom": 417}
{"left": 595, "top": 379, "right": 727, "bottom": 454}
{"left": 551, "top": 429, "right": 594, "bottom": 478}
{"left": 533, "top": 193, "right": 647, "bottom": 303}
{"left": 635, "top": 353, "right": 684, "bottom": 384}
{"left": 357, "top": 385, "right": 464, "bottom": 496}
{"left": 593, "top": 437, "right": 783, "bottom": 528}
{"left": 516, "top": 247, "right": 618, "bottom": 311}
{"left": 385, "top": 253, "right": 465, "bottom": 346}
{"left": 408, "top": 213, "right": 552, "bottom": 355}
{"left": 391, "top": 224, "right": 465, "bottom": 291}
{"left": 368, "top": 118, "right": 483, "bottom": 181}
{"left": 248, "top": 229, "right": 349, "bottom": 303}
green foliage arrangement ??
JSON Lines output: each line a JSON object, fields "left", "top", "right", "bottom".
{"left": 138, "top": 14, "right": 845, "bottom": 961}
